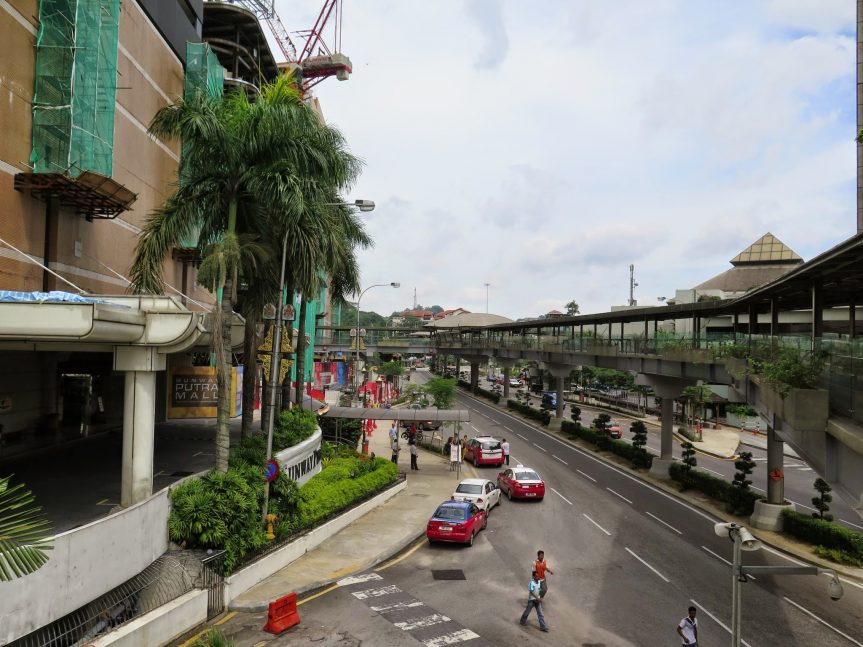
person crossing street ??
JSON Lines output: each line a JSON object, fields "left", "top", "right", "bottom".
{"left": 519, "top": 571, "right": 548, "bottom": 632}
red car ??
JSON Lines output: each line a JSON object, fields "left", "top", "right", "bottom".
{"left": 426, "top": 500, "right": 487, "bottom": 546}
{"left": 465, "top": 436, "right": 505, "bottom": 467}
{"left": 497, "top": 465, "right": 546, "bottom": 501}
{"left": 606, "top": 421, "right": 622, "bottom": 439}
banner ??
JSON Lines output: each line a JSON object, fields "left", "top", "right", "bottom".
{"left": 168, "top": 366, "right": 242, "bottom": 419}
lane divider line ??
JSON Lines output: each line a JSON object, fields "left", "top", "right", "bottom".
{"left": 582, "top": 513, "right": 611, "bottom": 536}
{"left": 533, "top": 443, "right": 547, "bottom": 453}
{"left": 551, "top": 488, "right": 573, "bottom": 505}
{"left": 606, "top": 487, "right": 633, "bottom": 504}
{"left": 700, "top": 545, "right": 731, "bottom": 567}
{"left": 690, "top": 599, "right": 752, "bottom": 646}
{"left": 645, "top": 511, "right": 682, "bottom": 535}
{"left": 576, "top": 469, "right": 596, "bottom": 482}
{"left": 625, "top": 547, "right": 669, "bottom": 583}
{"left": 783, "top": 596, "right": 863, "bottom": 646}
{"left": 552, "top": 454, "right": 568, "bottom": 465}
{"left": 517, "top": 433, "right": 528, "bottom": 440}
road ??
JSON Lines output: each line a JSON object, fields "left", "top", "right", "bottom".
{"left": 230, "top": 387, "right": 863, "bottom": 646}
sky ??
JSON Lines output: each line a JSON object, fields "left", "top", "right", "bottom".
{"left": 275, "top": 0, "right": 857, "bottom": 320}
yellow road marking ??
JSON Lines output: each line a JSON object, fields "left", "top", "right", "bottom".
{"left": 298, "top": 584, "right": 339, "bottom": 605}
{"left": 375, "top": 537, "right": 427, "bottom": 572}
{"left": 327, "top": 564, "right": 359, "bottom": 579}
{"left": 95, "top": 499, "right": 117, "bottom": 506}
{"left": 253, "top": 641, "right": 270, "bottom": 647}
{"left": 177, "top": 611, "right": 237, "bottom": 646}
{"left": 215, "top": 611, "right": 236, "bottom": 625}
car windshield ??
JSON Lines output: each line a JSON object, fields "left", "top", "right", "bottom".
{"left": 481, "top": 441, "right": 501, "bottom": 451}
{"left": 515, "top": 471, "right": 540, "bottom": 481}
{"left": 434, "top": 506, "right": 467, "bottom": 520}
{"left": 456, "top": 484, "right": 483, "bottom": 494}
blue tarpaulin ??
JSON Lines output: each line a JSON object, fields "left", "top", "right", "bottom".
{"left": 0, "top": 290, "right": 108, "bottom": 304}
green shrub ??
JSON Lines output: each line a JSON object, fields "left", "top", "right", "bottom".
{"left": 319, "top": 416, "right": 363, "bottom": 448}
{"left": 561, "top": 420, "right": 652, "bottom": 467}
{"left": 668, "top": 462, "right": 761, "bottom": 515}
{"left": 781, "top": 509, "right": 863, "bottom": 563}
{"left": 274, "top": 408, "right": 318, "bottom": 450}
{"left": 506, "top": 399, "right": 550, "bottom": 425}
{"left": 813, "top": 546, "right": 863, "bottom": 567}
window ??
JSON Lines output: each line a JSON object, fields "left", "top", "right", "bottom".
{"left": 434, "top": 506, "right": 467, "bottom": 521}
{"left": 516, "top": 471, "right": 540, "bottom": 481}
{"left": 456, "top": 484, "right": 483, "bottom": 494}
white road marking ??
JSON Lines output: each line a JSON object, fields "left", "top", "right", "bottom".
{"left": 701, "top": 467, "right": 724, "bottom": 477}
{"left": 606, "top": 487, "right": 633, "bottom": 504}
{"left": 352, "top": 585, "right": 401, "bottom": 599}
{"left": 625, "top": 547, "right": 669, "bottom": 582}
{"left": 338, "top": 573, "right": 382, "bottom": 586}
{"left": 394, "top": 613, "right": 451, "bottom": 631}
{"left": 517, "top": 433, "right": 528, "bottom": 440}
{"left": 533, "top": 443, "right": 547, "bottom": 452}
{"left": 752, "top": 457, "right": 768, "bottom": 461}
{"left": 797, "top": 467, "right": 813, "bottom": 472}
{"left": 470, "top": 424, "right": 481, "bottom": 434}
{"left": 423, "top": 629, "right": 482, "bottom": 646}
{"left": 552, "top": 454, "right": 568, "bottom": 465}
{"left": 701, "top": 545, "right": 731, "bottom": 566}
{"left": 576, "top": 469, "right": 596, "bottom": 482}
{"left": 690, "top": 599, "right": 753, "bottom": 647}
{"left": 371, "top": 600, "right": 425, "bottom": 613}
{"left": 751, "top": 485, "right": 765, "bottom": 493}
{"left": 551, "top": 488, "right": 573, "bottom": 505}
{"left": 582, "top": 513, "right": 611, "bottom": 536}
{"left": 502, "top": 425, "right": 513, "bottom": 432}
{"left": 645, "top": 511, "right": 682, "bottom": 535}
{"left": 841, "top": 518, "right": 863, "bottom": 531}
{"left": 783, "top": 597, "right": 863, "bottom": 646}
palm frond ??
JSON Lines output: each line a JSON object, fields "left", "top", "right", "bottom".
{"left": 0, "top": 475, "right": 53, "bottom": 581}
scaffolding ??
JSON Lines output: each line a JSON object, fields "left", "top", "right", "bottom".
{"left": 30, "top": 0, "right": 120, "bottom": 177}
{"left": 185, "top": 41, "right": 226, "bottom": 100}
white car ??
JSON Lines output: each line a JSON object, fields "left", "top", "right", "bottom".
{"left": 509, "top": 378, "right": 521, "bottom": 388}
{"left": 451, "top": 478, "right": 501, "bottom": 512}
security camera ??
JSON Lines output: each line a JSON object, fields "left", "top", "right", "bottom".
{"left": 829, "top": 575, "right": 844, "bottom": 601}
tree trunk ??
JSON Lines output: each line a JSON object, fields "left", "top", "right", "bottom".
{"left": 260, "top": 322, "right": 271, "bottom": 429}
{"left": 241, "top": 314, "right": 258, "bottom": 439}
{"left": 214, "top": 276, "right": 233, "bottom": 472}
{"left": 294, "top": 298, "right": 308, "bottom": 408}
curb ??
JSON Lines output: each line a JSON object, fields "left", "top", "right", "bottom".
{"left": 454, "top": 386, "right": 863, "bottom": 584}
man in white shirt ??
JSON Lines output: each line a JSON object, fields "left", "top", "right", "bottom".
{"left": 389, "top": 422, "right": 398, "bottom": 442}
{"left": 501, "top": 438, "right": 511, "bottom": 465}
{"left": 677, "top": 606, "right": 698, "bottom": 646}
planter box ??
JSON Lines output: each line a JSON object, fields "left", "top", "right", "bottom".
{"left": 724, "top": 357, "right": 749, "bottom": 380}
{"left": 662, "top": 348, "right": 713, "bottom": 363}
{"left": 758, "top": 380, "right": 828, "bottom": 433}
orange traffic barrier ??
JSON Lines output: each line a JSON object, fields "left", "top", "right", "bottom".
{"left": 263, "top": 592, "right": 300, "bottom": 634}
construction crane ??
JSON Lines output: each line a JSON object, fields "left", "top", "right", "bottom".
{"left": 225, "top": 0, "right": 351, "bottom": 93}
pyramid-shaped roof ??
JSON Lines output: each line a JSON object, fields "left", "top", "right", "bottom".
{"left": 730, "top": 233, "right": 802, "bottom": 266}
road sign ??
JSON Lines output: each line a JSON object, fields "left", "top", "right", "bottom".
{"left": 265, "top": 459, "right": 280, "bottom": 482}
{"left": 769, "top": 468, "right": 783, "bottom": 481}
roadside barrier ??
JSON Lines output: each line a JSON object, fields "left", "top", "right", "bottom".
{"left": 263, "top": 592, "right": 300, "bottom": 634}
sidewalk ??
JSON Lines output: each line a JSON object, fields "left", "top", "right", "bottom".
{"left": 229, "top": 417, "right": 472, "bottom": 612}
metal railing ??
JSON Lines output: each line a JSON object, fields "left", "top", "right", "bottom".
{"left": 201, "top": 550, "right": 226, "bottom": 619}
{"left": 8, "top": 551, "right": 206, "bottom": 647}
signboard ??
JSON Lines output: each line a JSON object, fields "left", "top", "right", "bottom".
{"left": 167, "top": 366, "right": 242, "bottom": 419}
{"left": 265, "top": 459, "right": 279, "bottom": 482}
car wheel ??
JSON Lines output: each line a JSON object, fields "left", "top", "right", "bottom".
{"left": 468, "top": 531, "right": 475, "bottom": 547}
{"left": 507, "top": 488, "right": 513, "bottom": 501}
{"left": 428, "top": 537, "right": 435, "bottom": 545}
{"left": 482, "top": 515, "right": 487, "bottom": 530}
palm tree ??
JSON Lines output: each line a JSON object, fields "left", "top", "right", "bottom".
{"left": 130, "top": 75, "right": 360, "bottom": 471}
{"left": 0, "top": 475, "right": 52, "bottom": 581}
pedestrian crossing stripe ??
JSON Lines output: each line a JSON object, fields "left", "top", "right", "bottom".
{"left": 394, "top": 613, "right": 451, "bottom": 631}
{"left": 423, "top": 629, "right": 481, "bottom": 646}
{"left": 371, "top": 600, "right": 425, "bottom": 613}
{"left": 351, "top": 585, "right": 401, "bottom": 599}
{"left": 338, "top": 572, "right": 382, "bottom": 586}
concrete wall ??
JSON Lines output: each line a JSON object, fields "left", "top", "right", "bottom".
{"left": 0, "top": 488, "right": 170, "bottom": 644}
{"left": 225, "top": 479, "right": 407, "bottom": 606}
{"left": 89, "top": 589, "right": 208, "bottom": 647}
{"left": 0, "top": 350, "right": 43, "bottom": 435}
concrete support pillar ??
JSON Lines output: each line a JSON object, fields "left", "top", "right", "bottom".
{"left": 470, "top": 362, "right": 479, "bottom": 390}
{"left": 770, "top": 297, "right": 780, "bottom": 337}
{"left": 542, "top": 364, "right": 571, "bottom": 427}
{"left": 812, "top": 283, "right": 824, "bottom": 348}
{"left": 766, "top": 426, "right": 785, "bottom": 505}
{"left": 122, "top": 371, "right": 156, "bottom": 507}
{"left": 851, "top": 298, "right": 857, "bottom": 339}
{"left": 455, "top": 357, "right": 461, "bottom": 379}
{"left": 114, "top": 347, "right": 165, "bottom": 508}
{"left": 498, "top": 358, "right": 516, "bottom": 399}
{"left": 556, "top": 380, "right": 565, "bottom": 419}
{"left": 636, "top": 374, "right": 691, "bottom": 479}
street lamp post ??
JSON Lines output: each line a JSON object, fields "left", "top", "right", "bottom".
{"left": 262, "top": 198, "right": 375, "bottom": 523}
{"left": 484, "top": 282, "right": 490, "bottom": 314}
{"left": 714, "top": 522, "right": 844, "bottom": 646}
{"left": 354, "top": 282, "right": 400, "bottom": 398}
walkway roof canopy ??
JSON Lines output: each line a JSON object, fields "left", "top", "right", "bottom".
{"left": 321, "top": 407, "right": 471, "bottom": 422}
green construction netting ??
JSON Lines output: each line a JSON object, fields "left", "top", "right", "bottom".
{"left": 30, "top": 0, "right": 120, "bottom": 177}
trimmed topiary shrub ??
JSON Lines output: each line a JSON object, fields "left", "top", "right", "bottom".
{"left": 668, "top": 462, "right": 762, "bottom": 515}
{"left": 507, "top": 399, "right": 550, "bottom": 425}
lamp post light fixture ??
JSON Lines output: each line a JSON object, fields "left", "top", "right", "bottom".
{"left": 354, "top": 282, "right": 400, "bottom": 400}
{"left": 713, "top": 522, "right": 844, "bottom": 646}
{"left": 325, "top": 199, "right": 375, "bottom": 212}
{"left": 484, "top": 282, "right": 490, "bottom": 314}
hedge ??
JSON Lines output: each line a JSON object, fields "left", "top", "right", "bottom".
{"left": 781, "top": 509, "right": 863, "bottom": 565}
{"left": 507, "top": 399, "right": 550, "bottom": 425}
{"left": 561, "top": 420, "right": 653, "bottom": 467}
{"left": 295, "top": 457, "right": 398, "bottom": 528}
{"left": 458, "top": 379, "right": 501, "bottom": 404}
{"left": 669, "top": 462, "right": 762, "bottom": 515}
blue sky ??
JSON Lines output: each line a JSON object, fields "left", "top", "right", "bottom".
{"left": 276, "top": 0, "right": 857, "bottom": 318}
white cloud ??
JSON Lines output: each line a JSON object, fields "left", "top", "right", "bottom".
{"left": 276, "top": 0, "right": 857, "bottom": 319}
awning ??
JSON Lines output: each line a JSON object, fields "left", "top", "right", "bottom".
{"left": 15, "top": 171, "right": 137, "bottom": 220}
{"left": 321, "top": 407, "right": 471, "bottom": 422}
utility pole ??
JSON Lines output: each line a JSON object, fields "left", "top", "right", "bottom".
{"left": 484, "top": 282, "right": 490, "bottom": 313}
{"left": 628, "top": 265, "right": 638, "bottom": 307}
{"left": 858, "top": 0, "right": 863, "bottom": 231}
{"left": 413, "top": 286, "right": 417, "bottom": 310}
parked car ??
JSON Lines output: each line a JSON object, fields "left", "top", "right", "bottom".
{"left": 497, "top": 465, "right": 546, "bottom": 501}
{"left": 465, "top": 436, "right": 505, "bottom": 467}
{"left": 606, "top": 421, "right": 622, "bottom": 438}
{"left": 451, "top": 478, "right": 500, "bottom": 512}
{"left": 509, "top": 378, "right": 521, "bottom": 388}
{"left": 426, "top": 500, "right": 487, "bottom": 546}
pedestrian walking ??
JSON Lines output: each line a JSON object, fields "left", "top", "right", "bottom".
{"left": 502, "top": 438, "right": 510, "bottom": 465}
{"left": 390, "top": 436, "right": 400, "bottom": 465}
{"left": 519, "top": 571, "right": 548, "bottom": 632}
{"left": 444, "top": 435, "right": 453, "bottom": 459}
{"left": 533, "top": 550, "right": 554, "bottom": 598}
{"left": 389, "top": 422, "right": 398, "bottom": 442}
{"left": 409, "top": 439, "right": 419, "bottom": 470}
{"left": 462, "top": 435, "right": 470, "bottom": 462}
{"left": 677, "top": 606, "right": 698, "bottom": 646}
